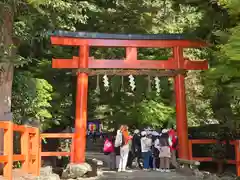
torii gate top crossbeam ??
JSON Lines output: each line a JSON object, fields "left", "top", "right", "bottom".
{"left": 50, "top": 31, "right": 208, "bottom": 70}
{"left": 50, "top": 31, "right": 193, "bottom": 40}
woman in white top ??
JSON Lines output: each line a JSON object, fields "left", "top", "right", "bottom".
{"left": 141, "top": 131, "right": 152, "bottom": 170}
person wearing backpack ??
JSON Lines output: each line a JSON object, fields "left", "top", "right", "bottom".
{"left": 128, "top": 129, "right": 142, "bottom": 169}
{"left": 103, "top": 135, "right": 115, "bottom": 170}
{"left": 157, "top": 129, "right": 171, "bottom": 172}
{"left": 152, "top": 133, "right": 160, "bottom": 170}
{"left": 114, "top": 125, "right": 130, "bottom": 172}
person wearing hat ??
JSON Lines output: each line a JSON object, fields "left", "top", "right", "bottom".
{"left": 141, "top": 131, "right": 152, "bottom": 170}
{"left": 152, "top": 132, "right": 160, "bottom": 170}
{"left": 157, "top": 129, "right": 171, "bottom": 172}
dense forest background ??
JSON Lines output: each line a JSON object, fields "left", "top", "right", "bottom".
{"left": 0, "top": 0, "right": 239, "bottom": 133}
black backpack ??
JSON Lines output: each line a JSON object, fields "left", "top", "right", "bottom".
{"left": 121, "top": 133, "right": 125, "bottom": 146}
{"left": 152, "top": 146, "right": 159, "bottom": 157}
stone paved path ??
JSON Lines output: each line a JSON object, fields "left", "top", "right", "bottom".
{"left": 95, "top": 170, "right": 196, "bottom": 180}
{"left": 0, "top": 151, "right": 197, "bottom": 180}
{"left": 86, "top": 152, "right": 196, "bottom": 180}
{"left": 0, "top": 169, "right": 36, "bottom": 180}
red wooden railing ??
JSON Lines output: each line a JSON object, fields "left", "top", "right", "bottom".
{"left": 0, "top": 122, "right": 74, "bottom": 179}
{"left": 0, "top": 121, "right": 40, "bottom": 179}
{"left": 1, "top": 121, "right": 240, "bottom": 179}
{"left": 189, "top": 139, "right": 240, "bottom": 176}
{"left": 40, "top": 133, "right": 74, "bottom": 163}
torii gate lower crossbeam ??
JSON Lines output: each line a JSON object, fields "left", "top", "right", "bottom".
{"left": 50, "top": 31, "right": 208, "bottom": 163}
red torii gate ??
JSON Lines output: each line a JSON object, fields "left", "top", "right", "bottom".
{"left": 50, "top": 31, "right": 208, "bottom": 163}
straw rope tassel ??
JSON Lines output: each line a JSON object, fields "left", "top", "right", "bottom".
{"left": 148, "top": 75, "right": 151, "bottom": 92}
{"left": 120, "top": 76, "right": 124, "bottom": 92}
{"left": 95, "top": 75, "right": 100, "bottom": 94}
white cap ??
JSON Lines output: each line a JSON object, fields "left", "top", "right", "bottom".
{"left": 162, "top": 129, "right": 168, "bottom": 133}
{"left": 141, "top": 131, "right": 147, "bottom": 136}
{"left": 134, "top": 129, "right": 140, "bottom": 134}
{"left": 151, "top": 131, "right": 159, "bottom": 136}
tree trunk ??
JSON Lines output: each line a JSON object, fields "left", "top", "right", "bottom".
{"left": 216, "top": 160, "right": 224, "bottom": 174}
{"left": 0, "top": 4, "right": 15, "bottom": 174}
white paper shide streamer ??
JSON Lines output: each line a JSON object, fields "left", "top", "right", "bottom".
{"left": 103, "top": 74, "right": 109, "bottom": 91}
{"left": 128, "top": 74, "right": 135, "bottom": 91}
{"left": 154, "top": 77, "right": 160, "bottom": 95}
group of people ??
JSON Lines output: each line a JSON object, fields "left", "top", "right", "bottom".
{"left": 103, "top": 125, "right": 178, "bottom": 172}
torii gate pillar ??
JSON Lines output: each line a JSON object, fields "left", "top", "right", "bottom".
{"left": 173, "top": 47, "right": 189, "bottom": 159}
{"left": 74, "top": 45, "right": 89, "bottom": 163}
{"left": 174, "top": 74, "right": 189, "bottom": 159}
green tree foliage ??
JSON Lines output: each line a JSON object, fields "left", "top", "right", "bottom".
{"left": 3, "top": 0, "right": 238, "bottom": 131}
{"left": 12, "top": 70, "right": 53, "bottom": 129}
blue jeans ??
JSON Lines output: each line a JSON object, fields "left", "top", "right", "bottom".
{"left": 142, "top": 151, "right": 151, "bottom": 169}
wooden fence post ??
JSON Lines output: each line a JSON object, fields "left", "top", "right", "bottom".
{"left": 31, "top": 128, "right": 40, "bottom": 176}
{"left": 21, "top": 128, "right": 30, "bottom": 173}
{"left": 70, "top": 138, "right": 74, "bottom": 163}
{"left": 188, "top": 140, "right": 193, "bottom": 160}
{"left": 3, "top": 122, "right": 13, "bottom": 179}
{"left": 235, "top": 140, "right": 240, "bottom": 176}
